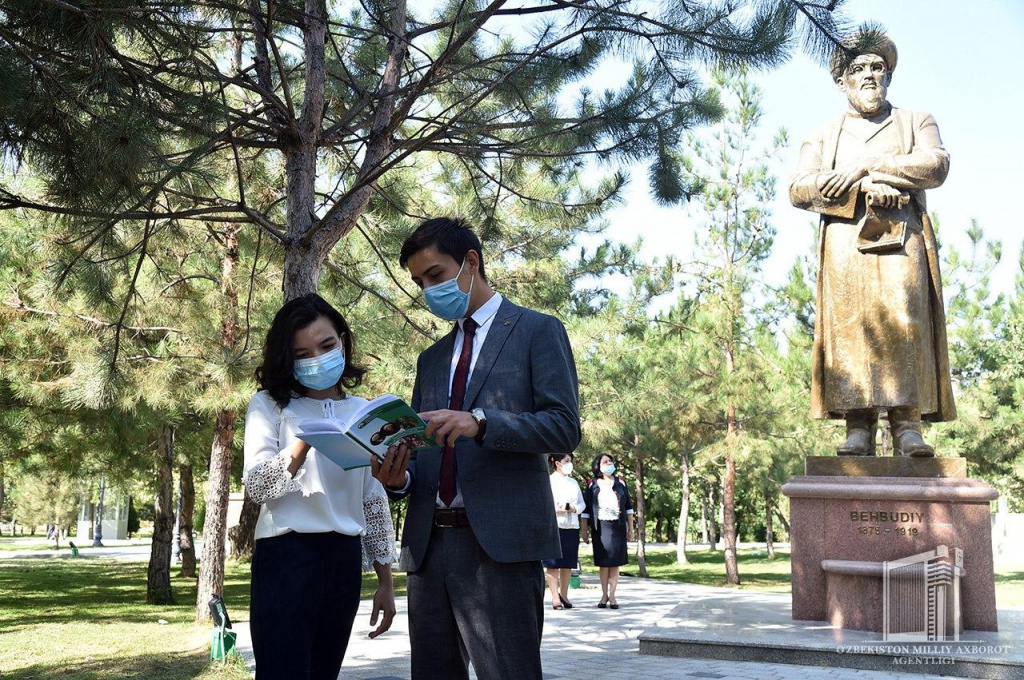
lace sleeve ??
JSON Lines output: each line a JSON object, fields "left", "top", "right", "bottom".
{"left": 243, "top": 451, "right": 306, "bottom": 505}
{"left": 361, "top": 487, "right": 396, "bottom": 571}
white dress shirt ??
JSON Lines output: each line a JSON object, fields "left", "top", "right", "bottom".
{"left": 549, "top": 472, "right": 585, "bottom": 529}
{"left": 242, "top": 391, "right": 396, "bottom": 568}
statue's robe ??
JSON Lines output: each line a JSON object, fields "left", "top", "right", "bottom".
{"left": 790, "top": 105, "right": 956, "bottom": 421}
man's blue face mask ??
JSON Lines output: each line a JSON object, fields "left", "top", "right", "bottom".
{"left": 423, "top": 258, "right": 474, "bottom": 320}
{"left": 294, "top": 347, "right": 346, "bottom": 391}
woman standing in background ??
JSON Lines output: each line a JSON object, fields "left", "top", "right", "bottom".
{"left": 581, "top": 454, "right": 633, "bottom": 609}
{"left": 542, "top": 453, "right": 585, "bottom": 610}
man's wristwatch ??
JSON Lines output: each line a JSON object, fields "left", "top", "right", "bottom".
{"left": 470, "top": 408, "right": 487, "bottom": 443}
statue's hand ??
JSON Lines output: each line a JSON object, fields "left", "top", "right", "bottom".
{"left": 817, "top": 163, "right": 869, "bottom": 199}
{"left": 862, "top": 179, "right": 907, "bottom": 210}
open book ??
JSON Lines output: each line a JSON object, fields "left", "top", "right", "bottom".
{"left": 295, "top": 395, "right": 432, "bottom": 470}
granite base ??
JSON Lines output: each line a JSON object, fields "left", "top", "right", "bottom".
{"left": 782, "top": 471, "right": 999, "bottom": 632}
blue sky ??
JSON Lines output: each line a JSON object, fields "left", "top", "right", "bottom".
{"left": 589, "top": 0, "right": 1024, "bottom": 301}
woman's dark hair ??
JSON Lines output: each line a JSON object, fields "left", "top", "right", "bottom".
{"left": 399, "top": 217, "right": 487, "bottom": 281}
{"left": 548, "top": 452, "right": 573, "bottom": 470}
{"left": 255, "top": 293, "right": 367, "bottom": 407}
{"left": 591, "top": 453, "right": 617, "bottom": 480}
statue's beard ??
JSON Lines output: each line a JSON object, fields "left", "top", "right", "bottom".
{"left": 848, "top": 85, "right": 887, "bottom": 115}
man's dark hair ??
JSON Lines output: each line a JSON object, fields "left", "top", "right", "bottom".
{"left": 255, "top": 293, "right": 367, "bottom": 408}
{"left": 399, "top": 217, "right": 487, "bottom": 281}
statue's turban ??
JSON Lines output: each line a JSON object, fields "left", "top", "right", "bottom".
{"left": 829, "top": 28, "right": 898, "bottom": 80}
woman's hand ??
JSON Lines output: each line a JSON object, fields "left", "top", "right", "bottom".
{"left": 371, "top": 443, "right": 411, "bottom": 489}
{"left": 368, "top": 586, "right": 396, "bottom": 639}
{"left": 286, "top": 439, "right": 311, "bottom": 477}
{"left": 368, "top": 563, "right": 396, "bottom": 639}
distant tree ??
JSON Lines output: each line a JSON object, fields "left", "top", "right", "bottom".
{"left": 127, "top": 497, "right": 140, "bottom": 538}
{"left": 670, "top": 68, "right": 785, "bottom": 584}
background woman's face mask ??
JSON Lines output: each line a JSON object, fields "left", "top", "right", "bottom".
{"left": 423, "top": 258, "right": 474, "bottom": 320}
{"left": 294, "top": 347, "right": 346, "bottom": 390}
{"left": 601, "top": 463, "right": 616, "bottom": 476}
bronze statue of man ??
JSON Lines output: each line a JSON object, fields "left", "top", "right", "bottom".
{"left": 789, "top": 29, "right": 956, "bottom": 457}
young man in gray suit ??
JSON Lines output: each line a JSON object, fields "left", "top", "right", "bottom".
{"left": 372, "top": 217, "right": 581, "bottom": 680}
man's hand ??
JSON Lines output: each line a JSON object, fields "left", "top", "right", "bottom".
{"left": 371, "top": 443, "right": 411, "bottom": 489}
{"left": 420, "top": 409, "right": 479, "bottom": 449}
{"left": 817, "top": 162, "right": 869, "bottom": 199}
{"left": 862, "top": 179, "right": 907, "bottom": 210}
{"left": 368, "top": 585, "right": 396, "bottom": 639}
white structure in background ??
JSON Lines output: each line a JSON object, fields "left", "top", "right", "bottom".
{"left": 883, "top": 545, "right": 963, "bottom": 642}
{"left": 992, "top": 498, "right": 1024, "bottom": 562}
{"left": 77, "top": 492, "right": 130, "bottom": 541}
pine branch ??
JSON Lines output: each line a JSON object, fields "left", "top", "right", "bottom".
{"left": 4, "top": 297, "right": 182, "bottom": 336}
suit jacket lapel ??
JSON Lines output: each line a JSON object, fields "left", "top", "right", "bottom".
{"left": 464, "top": 298, "right": 522, "bottom": 409}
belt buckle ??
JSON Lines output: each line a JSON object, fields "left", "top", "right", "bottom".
{"left": 434, "top": 508, "right": 463, "bottom": 528}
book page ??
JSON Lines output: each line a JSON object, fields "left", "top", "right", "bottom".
{"left": 344, "top": 394, "right": 432, "bottom": 458}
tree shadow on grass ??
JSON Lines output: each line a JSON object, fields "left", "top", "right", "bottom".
{"left": 0, "top": 559, "right": 253, "bottom": 633}
{"left": 2, "top": 648, "right": 221, "bottom": 680}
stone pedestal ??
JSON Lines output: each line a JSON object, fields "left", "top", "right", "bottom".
{"left": 782, "top": 457, "right": 998, "bottom": 633}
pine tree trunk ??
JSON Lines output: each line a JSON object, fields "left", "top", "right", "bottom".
{"left": 676, "top": 449, "right": 690, "bottom": 565}
{"left": 632, "top": 455, "right": 648, "bottom": 578}
{"left": 394, "top": 501, "right": 404, "bottom": 540}
{"left": 708, "top": 486, "right": 720, "bottom": 550}
{"left": 774, "top": 507, "right": 791, "bottom": 537}
{"left": 0, "top": 462, "right": 5, "bottom": 535}
{"left": 722, "top": 328, "right": 740, "bottom": 584}
{"left": 722, "top": 449, "right": 740, "bottom": 585}
{"left": 279, "top": 0, "right": 407, "bottom": 300}
{"left": 178, "top": 464, "right": 196, "bottom": 578}
{"left": 196, "top": 215, "right": 241, "bottom": 621}
{"left": 196, "top": 409, "right": 235, "bottom": 622}
{"left": 700, "top": 496, "right": 708, "bottom": 545}
{"left": 228, "top": 493, "right": 260, "bottom": 561}
{"left": 765, "top": 490, "right": 776, "bottom": 560}
{"left": 92, "top": 478, "right": 106, "bottom": 547}
{"left": 148, "top": 425, "right": 176, "bottom": 604}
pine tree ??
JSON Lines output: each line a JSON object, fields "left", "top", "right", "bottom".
{"left": 671, "top": 68, "right": 784, "bottom": 584}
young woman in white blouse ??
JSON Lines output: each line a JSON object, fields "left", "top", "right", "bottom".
{"left": 542, "top": 453, "right": 585, "bottom": 610}
{"left": 243, "top": 294, "right": 396, "bottom": 680}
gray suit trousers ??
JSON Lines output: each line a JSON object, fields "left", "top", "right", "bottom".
{"left": 408, "top": 524, "right": 544, "bottom": 680}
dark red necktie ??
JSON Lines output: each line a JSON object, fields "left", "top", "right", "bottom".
{"left": 439, "top": 318, "right": 477, "bottom": 506}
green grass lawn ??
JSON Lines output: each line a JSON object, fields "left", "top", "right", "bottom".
{"left": 0, "top": 536, "right": 64, "bottom": 551}
{"left": 592, "top": 546, "right": 797, "bottom": 592}
{"left": 0, "top": 557, "right": 407, "bottom": 679}
{"left": 0, "top": 536, "right": 152, "bottom": 552}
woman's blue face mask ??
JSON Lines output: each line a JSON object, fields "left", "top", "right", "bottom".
{"left": 294, "top": 347, "right": 346, "bottom": 391}
{"left": 423, "top": 258, "right": 474, "bottom": 320}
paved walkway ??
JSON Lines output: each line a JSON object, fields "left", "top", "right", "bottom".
{"left": 233, "top": 574, "right": 961, "bottom": 680}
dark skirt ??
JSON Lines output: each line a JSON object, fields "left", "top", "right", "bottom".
{"left": 593, "top": 519, "right": 628, "bottom": 567}
{"left": 542, "top": 527, "right": 581, "bottom": 569}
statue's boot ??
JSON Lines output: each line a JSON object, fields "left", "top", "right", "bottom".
{"left": 837, "top": 411, "right": 877, "bottom": 456}
{"left": 892, "top": 418, "right": 935, "bottom": 458}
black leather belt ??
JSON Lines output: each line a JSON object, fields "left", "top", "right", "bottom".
{"left": 434, "top": 508, "right": 470, "bottom": 528}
